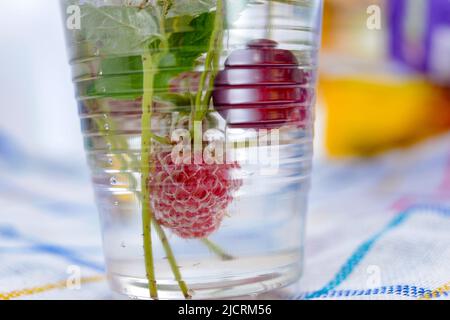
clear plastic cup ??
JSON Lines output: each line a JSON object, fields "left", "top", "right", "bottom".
{"left": 61, "top": 0, "right": 323, "bottom": 300}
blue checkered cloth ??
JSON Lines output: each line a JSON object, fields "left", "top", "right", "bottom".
{"left": 1, "top": 132, "right": 449, "bottom": 300}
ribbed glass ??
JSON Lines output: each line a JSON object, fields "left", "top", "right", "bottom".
{"left": 61, "top": 0, "right": 323, "bottom": 299}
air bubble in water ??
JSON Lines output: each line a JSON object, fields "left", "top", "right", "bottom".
{"left": 104, "top": 123, "right": 110, "bottom": 131}
{"left": 110, "top": 176, "right": 118, "bottom": 186}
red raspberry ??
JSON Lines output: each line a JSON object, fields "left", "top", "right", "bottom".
{"left": 149, "top": 152, "right": 242, "bottom": 239}
{"left": 213, "top": 39, "right": 311, "bottom": 129}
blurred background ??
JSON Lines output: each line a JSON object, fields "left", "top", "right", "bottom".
{"left": 0, "top": 0, "right": 449, "bottom": 299}
{"left": 0, "top": 0, "right": 85, "bottom": 166}
{"left": 320, "top": 0, "right": 450, "bottom": 157}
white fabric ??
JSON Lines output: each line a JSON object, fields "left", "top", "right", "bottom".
{"left": 0, "top": 133, "right": 449, "bottom": 300}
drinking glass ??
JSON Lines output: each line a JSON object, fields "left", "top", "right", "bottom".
{"left": 61, "top": 0, "right": 323, "bottom": 300}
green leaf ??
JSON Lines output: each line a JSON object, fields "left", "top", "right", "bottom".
{"left": 154, "top": 11, "right": 216, "bottom": 92}
{"left": 79, "top": 3, "right": 218, "bottom": 104}
{"left": 85, "top": 11, "right": 216, "bottom": 101}
{"left": 166, "top": 0, "right": 216, "bottom": 18}
{"left": 77, "top": 4, "right": 160, "bottom": 56}
{"left": 85, "top": 55, "right": 144, "bottom": 99}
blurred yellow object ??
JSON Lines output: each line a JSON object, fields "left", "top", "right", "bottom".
{"left": 320, "top": 75, "right": 450, "bottom": 156}
{"left": 319, "top": 0, "right": 450, "bottom": 157}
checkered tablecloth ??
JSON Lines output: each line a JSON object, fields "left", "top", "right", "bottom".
{"left": 1, "top": 132, "right": 449, "bottom": 300}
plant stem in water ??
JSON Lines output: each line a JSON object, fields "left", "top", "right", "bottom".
{"left": 141, "top": 52, "right": 158, "bottom": 299}
{"left": 153, "top": 218, "right": 191, "bottom": 299}
{"left": 194, "top": 0, "right": 224, "bottom": 123}
{"left": 201, "top": 238, "right": 234, "bottom": 261}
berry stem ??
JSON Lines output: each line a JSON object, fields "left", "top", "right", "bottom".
{"left": 201, "top": 238, "right": 234, "bottom": 261}
{"left": 139, "top": 2, "right": 192, "bottom": 300}
{"left": 267, "top": 0, "right": 274, "bottom": 39}
{"left": 194, "top": 0, "right": 224, "bottom": 123}
{"left": 141, "top": 52, "right": 158, "bottom": 299}
{"left": 153, "top": 218, "right": 191, "bottom": 299}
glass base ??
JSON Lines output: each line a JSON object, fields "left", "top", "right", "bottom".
{"left": 109, "top": 263, "right": 301, "bottom": 300}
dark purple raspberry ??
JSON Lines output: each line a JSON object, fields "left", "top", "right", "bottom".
{"left": 213, "top": 39, "right": 311, "bottom": 129}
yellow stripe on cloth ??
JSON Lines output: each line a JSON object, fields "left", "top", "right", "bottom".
{"left": 0, "top": 276, "right": 105, "bottom": 300}
{"left": 419, "top": 281, "right": 450, "bottom": 300}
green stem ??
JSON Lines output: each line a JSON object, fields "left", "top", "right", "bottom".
{"left": 201, "top": 238, "right": 234, "bottom": 261}
{"left": 141, "top": 52, "right": 189, "bottom": 299}
{"left": 194, "top": 0, "right": 224, "bottom": 123}
{"left": 153, "top": 218, "right": 191, "bottom": 299}
{"left": 141, "top": 52, "right": 158, "bottom": 299}
{"left": 140, "top": 3, "right": 192, "bottom": 300}
{"left": 267, "top": 0, "right": 274, "bottom": 39}
{"left": 149, "top": 132, "right": 172, "bottom": 145}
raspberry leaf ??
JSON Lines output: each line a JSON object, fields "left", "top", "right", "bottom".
{"left": 84, "top": 10, "right": 216, "bottom": 102}
{"left": 154, "top": 11, "right": 216, "bottom": 93}
{"left": 166, "top": 0, "right": 217, "bottom": 17}
{"left": 76, "top": 4, "right": 160, "bottom": 56}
